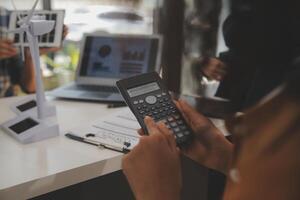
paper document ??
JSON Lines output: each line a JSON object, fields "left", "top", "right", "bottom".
{"left": 70, "top": 108, "right": 141, "bottom": 150}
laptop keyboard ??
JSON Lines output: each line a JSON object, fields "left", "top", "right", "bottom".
{"left": 67, "top": 85, "right": 119, "bottom": 93}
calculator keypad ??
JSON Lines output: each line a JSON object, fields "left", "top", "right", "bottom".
{"left": 133, "top": 92, "right": 192, "bottom": 144}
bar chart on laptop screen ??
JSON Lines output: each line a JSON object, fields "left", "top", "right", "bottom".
{"left": 86, "top": 37, "right": 151, "bottom": 78}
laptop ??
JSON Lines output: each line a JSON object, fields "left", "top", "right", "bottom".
{"left": 49, "top": 33, "right": 162, "bottom": 102}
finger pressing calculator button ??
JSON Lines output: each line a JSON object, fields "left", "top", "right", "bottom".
{"left": 145, "top": 96, "right": 157, "bottom": 105}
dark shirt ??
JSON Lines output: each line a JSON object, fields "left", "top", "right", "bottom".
{"left": 217, "top": 0, "right": 300, "bottom": 110}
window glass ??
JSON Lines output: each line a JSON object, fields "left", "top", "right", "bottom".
{"left": 0, "top": 0, "right": 43, "bottom": 10}
{"left": 53, "top": 0, "right": 155, "bottom": 41}
{"left": 45, "top": 0, "right": 158, "bottom": 90}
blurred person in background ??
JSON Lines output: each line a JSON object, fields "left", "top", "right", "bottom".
{"left": 0, "top": 6, "right": 68, "bottom": 97}
{"left": 193, "top": 0, "right": 300, "bottom": 111}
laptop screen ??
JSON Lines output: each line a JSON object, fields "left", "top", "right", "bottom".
{"left": 79, "top": 35, "right": 160, "bottom": 79}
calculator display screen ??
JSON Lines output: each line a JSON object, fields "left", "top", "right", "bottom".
{"left": 127, "top": 82, "right": 160, "bottom": 97}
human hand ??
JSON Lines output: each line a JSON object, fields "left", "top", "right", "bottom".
{"left": 122, "top": 117, "right": 181, "bottom": 200}
{"left": 0, "top": 39, "right": 18, "bottom": 59}
{"left": 176, "top": 100, "right": 233, "bottom": 175}
{"left": 197, "top": 57, "right": 227, "bottom": 81}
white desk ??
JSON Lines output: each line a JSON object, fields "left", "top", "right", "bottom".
{"left": 0, "top": 95, "right": 228, "bottom": 200}
{"left": 0, "top": 96, "right": 125, "bottom": 200}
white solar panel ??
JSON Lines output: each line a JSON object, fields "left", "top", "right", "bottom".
{"left": 8, "top": 10, "right": 65, "bottom": 47}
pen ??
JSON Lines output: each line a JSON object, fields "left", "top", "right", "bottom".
{"left": 65, "top": 133, "right": 130, "bottom": 153}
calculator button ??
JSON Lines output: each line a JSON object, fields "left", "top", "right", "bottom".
{"left": 167, "top": 117, "right": 174, "bottom": 122}
{"left": 173, "top": 127, "right": 180, "bottom": 133}
{"left": 163, "top": 97, "right": 169, "bottom": 102}
{"left": 173, "top": 115, "right": 180, "bottom": 120}
{"left": 170, "top": 122, "right": 177, "bottom": 127}
{"left": 177, "top": 120, "right": 183, "bottom": 125}
{"left": 159, "top": 99, "right": 163, "bottom": 103}
{"left": 139, "top": 100, "right": 144, "bottom": 104}
{"left": 156, "top": 94, "right": 162, "bottom": 98}
{"left": 177, "top": 133, "right": 184, "bottom": 138}
{"left": 139, "top": 111, "right": 145, "bottom": 114}
{"left": 151, "top": 107, "right": 155, "bottom": 111}
{"left": 180, "top": 125, "right": 187, "bottom": 130}
{"left": 145, "top": 96, "right": 157, "bottom": 105}
{"left": 183, "top": 131, "right": 190, "bottom": 136}
{"left": 162, "top": 92, "right": 167, "bottom": 96}
{"left": 134, "top": 101, "right": 139, "bottom": 105}
{"left": 155, "top": 115, "right": 162, "bottom": 120}
{"left": 169, "top": 106, "right": 175, "bottom": 110}
{"left": 137, "top": 106, "right": 142, "bottom": 110}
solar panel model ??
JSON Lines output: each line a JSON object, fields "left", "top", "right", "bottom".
{"left": 8, "top": 10, "right": 65, "bottom": 47}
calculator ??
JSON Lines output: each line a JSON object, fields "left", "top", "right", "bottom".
{"left": 116, "top": 72, "right": 193, "bottom": 147}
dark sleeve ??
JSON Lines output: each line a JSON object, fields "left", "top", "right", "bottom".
{"left": 288, "top": 0, "right": 300, "bottom": 72}
{"left": 207, "top": 169, "right": 227, "bottom": 200}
